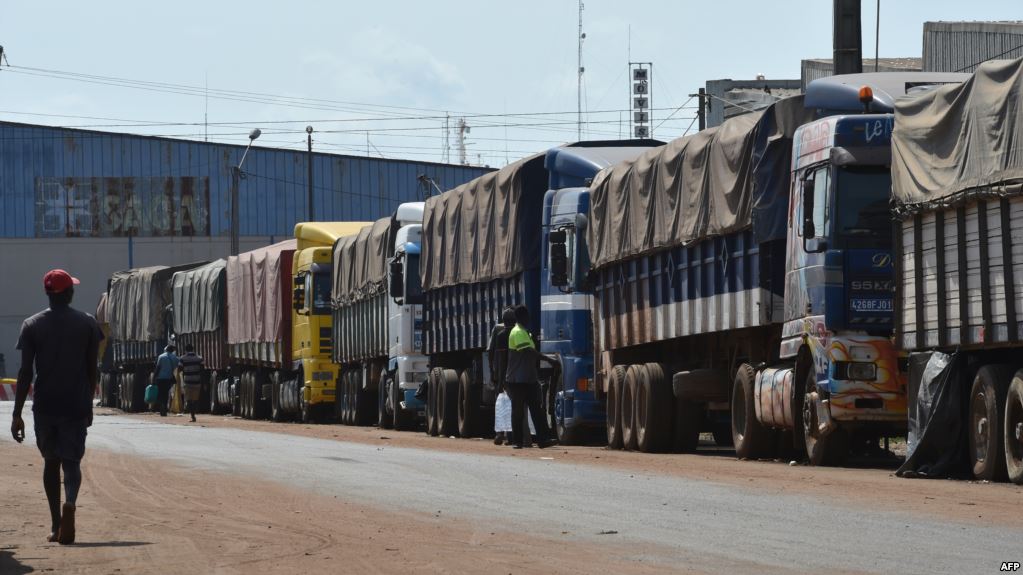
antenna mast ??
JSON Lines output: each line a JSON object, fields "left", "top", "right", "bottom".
{"left": 577, "top": 1, "right": 585, "bottom": 140}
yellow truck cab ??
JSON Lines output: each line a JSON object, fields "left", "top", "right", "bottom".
{"left": 288, "top": 221, "right": 368, "bottom": 422}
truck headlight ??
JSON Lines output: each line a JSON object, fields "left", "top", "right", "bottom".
{"left": 834, "top": 361, "right": 876, "bottom": 381}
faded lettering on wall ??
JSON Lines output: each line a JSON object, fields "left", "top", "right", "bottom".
{"left": 35, "top": 176, "right": 210, "bottom": 237}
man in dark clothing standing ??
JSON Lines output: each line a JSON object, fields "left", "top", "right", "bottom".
{"left": 177, "top": 344, "right": 204, "bottom": 422}
{"left": 152, "top": 345, "right": 179, "bottom": 417}
{"left": 505, "top": 304, "right": 556, "bottom": 449}
{"left": 487, "top": 307, "right": 516, "bottom": 445}
{"left": 10, "top": 269, "right": 102, "bottom": 545}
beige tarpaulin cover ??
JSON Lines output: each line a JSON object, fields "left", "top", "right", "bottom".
{"left": 332, "top": 217, "right": 393, "bottom": 306}
{"left": 420, "top": 153, "right": 547, "bottom": 290}
{"left": 892, "top": 57, "right": 1023, "bottom": 212}
{"left": 108, "top": 263, "right": 204, "bottom": 341}
{"left": 172, "top": 259, "right": 226, "bottom": 334}
{"left": 226, "top": 240, "right": 296, "bottom": 345}
{"left": 587, "top": 96, "right": 813, "bottom": 269}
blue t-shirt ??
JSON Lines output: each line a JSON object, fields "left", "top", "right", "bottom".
{"left": 154, "top": 351, "right": 179, "bottom": 380}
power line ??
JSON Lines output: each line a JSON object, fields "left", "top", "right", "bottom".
{"left": 953, "top": 43, "right": 1023, "bottom": 72}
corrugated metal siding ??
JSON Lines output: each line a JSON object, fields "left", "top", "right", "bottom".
{"left": 923, "top": 21, "right": 1023, "bottom": 73}
{"left": 0, "top": 121, "right": 490, "bottom": 238}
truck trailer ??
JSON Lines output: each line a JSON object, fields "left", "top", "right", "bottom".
{"left": 572, "top": 73, "right": 965, "bottom": 464}
{"left": 419, "top": 141, "right": 661, "bottom": 441}
{"left": 331, "top": 202, "right": 426, "bottom": 430}
{"left": 171, "top": 259, "right": 228, "bottom": 413}
{"left": 894, "top": 57, "right": 1023, "bottom": 484}
{"left": 105, "top": 263, "right": 204, "bottom": 412}
{"left": 222, "top": 222, "right": 368, "bottom": 422}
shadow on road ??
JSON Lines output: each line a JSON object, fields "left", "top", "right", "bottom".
{"left": 68, "top": 541, "right": 151, "bottom": 548}
{"left": 0, "top": 549, "right": 33, "bottom": 574}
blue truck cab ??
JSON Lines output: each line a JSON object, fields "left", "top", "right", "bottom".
{"left": 541, "top": 142, "right": 663, "bottom": 443}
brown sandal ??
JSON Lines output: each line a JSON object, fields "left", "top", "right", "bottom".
{"left": 58, "top": 503, "right": 75, "bottom": 545}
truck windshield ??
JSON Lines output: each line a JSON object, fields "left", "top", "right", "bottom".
{"left": 405, "top": 253, "right": 423, "bottom": 305}
{"left": 834, "top": 166, "right": 891, "bottom": 248}
{"left": 312, "top": 273, "right": 332, "bottom": 315}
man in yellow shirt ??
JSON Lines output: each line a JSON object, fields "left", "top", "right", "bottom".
{"left": 505, "top": 305, "right": 556, "bottom": 449}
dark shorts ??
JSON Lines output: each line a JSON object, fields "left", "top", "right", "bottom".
{"left": 34, "top": 413, "right": 88, "bottom": 462}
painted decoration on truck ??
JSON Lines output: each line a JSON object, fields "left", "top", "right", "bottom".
{"left": 34, "top": 176, "right": 210, "bottom": 237}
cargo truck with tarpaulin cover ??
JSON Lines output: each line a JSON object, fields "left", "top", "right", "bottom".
{"left": 894, "top": 57, "right": 1023, "bottom": 484}
{"left": 574, "top": 73, "right": 964, "bottom": 464}
{"left": 331, "top": 202, "right": 426, "bottom": 430}
{"left": 105, "top": 263, "right": 205, "bottom": 412}
{"left": 419, "top": 141, "right": 661, "bottom": 442}
{"left": 224, "top": 222, "right": 368, "bottom": 422}
{"left": 170, "top": 259, "right": 227, "bottom": 413}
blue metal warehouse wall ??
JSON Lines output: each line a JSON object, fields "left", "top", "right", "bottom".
{"left": 0, "top": 121, "right": 491, "bottom": 238}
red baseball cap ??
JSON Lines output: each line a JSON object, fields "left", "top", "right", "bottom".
{"left": 43, "top": 269, "right": 80, "bottom": 294}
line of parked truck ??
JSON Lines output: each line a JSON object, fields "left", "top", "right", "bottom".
{"left": 95, "top": 58, "right": 1023, "bottom": 484}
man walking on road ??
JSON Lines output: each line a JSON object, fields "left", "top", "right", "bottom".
{"left": 10, "top": 269, "right": 102, "bottom": 545}
{"left": 153, "top": 345, "right": 179, "bottom": 417}
{"left": 177, "top": 344, "right": 204, "bottom": 422}
{"left": 505, "top": 305, "right": 556, "bottom": 450}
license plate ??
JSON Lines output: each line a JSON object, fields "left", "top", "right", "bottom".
{"left": 850, "top": 298, "right": 892, "bottom": 312}
{"left": 322, "top": 389, "right": 336, "bottom": 396}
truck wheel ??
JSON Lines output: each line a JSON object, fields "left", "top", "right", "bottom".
{"left": 271, "top": 373, "right": 286, "bottom": 422}
{"left": 606, "top": 366, "right": 627, "bottom": 449}
{"left": 354, "top": 374, "right": 375, "bottom": 427}
{"left": 131, "top": 369, "right": 147, "bottom": 413}
{"left": 379, "top": 375, "right": 394, "bottom": 430}
{"left": 393, "top": 376, "right": 416, "bottom": 431}
{"left": 427, "top": 368, "right": 442, "bottom": 436}
{"left": 732, "top": 363, "right": 773, "bottom": 460}
{"left": 342, "top": 372, "right": 354, "bottom": 425}
{"left": 240, "top": 373, "right": 250, "bottom": 419}
{"left": 803, "top": 370, "right": 848, "bottom": 467}
{"left": 438, "top": 369, "right": 460, "bottom": 437}
{"left": 621, "top": 365, "right": 641, "bottom": 451}
{"left": 1005, "top": 371, "right": 1023, "bottom": 484}
{"left": 969, "top": 364, "right": 1013, "bottom": 481}
{"left": 635, "top": 363, "right": 673, "bottom": 453}
{"left": 457, "top": 369, "right": 480, "bottom": 438}
{"left": 554, "top": 372, "right": 584, "bottom": 446}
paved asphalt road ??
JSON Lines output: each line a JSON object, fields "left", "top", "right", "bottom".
{"left": 3, "top": 406, "right": 1019, "bottom": 574}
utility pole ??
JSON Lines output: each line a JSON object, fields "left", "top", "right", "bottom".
{"left": 696, "top": 88, "right": 706, "bottom": 131}
{"left": 577, "top": 0, "right": 585, "bottom": 140}
{"left": 457, "top": 118, "right": 469, "bottom": 166}
{"left": 442, "top": 113, "right": 451, "bottom": 164}
{"left": 306, "top": 126, "right": 314, "bottom": 222}
{"left": 833, "top": 0, "right": 863, "bottom": 75}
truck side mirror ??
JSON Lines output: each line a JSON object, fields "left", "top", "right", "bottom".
{"left": 388, "top": 258, "right": 404, "bottom": 300}
{"left": 549, "top": 230, "right": 569, "bottom": 287}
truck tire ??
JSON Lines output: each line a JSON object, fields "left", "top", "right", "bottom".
{"left": 393, "top": 376, "right": 416, "bottom": 431}
{"left": 427, "top": 368, "right": 442, "bottom": 436}
{"left": 621, "top": 365, "right": 641, "bottom": 451}
{"left": 635, "top": 363, "right": 673, "bottom": 453}
{"left": 606, "top": 366, "right": 627, "bottom": 449}
{"left": 241, "top": 372, "right": 251, "bottom": 419}
{"left": 969, "top": 364, "right": 1013, "bottom": 481}
{"left": 732, "top": 363, "right": 773, "bottom": 460}
{"left": 1005, "top": 371, "right": 1023, "bottom": 485}
{"left": 438, "top": 369, "right": 460, "bottom": 437}
{"left": 131, "top": 369, "right": 148, "bottom": 413}
{"left": 343, "top": 372, "right": 355, "bottom": 425}
{"left": 271, "top": 373, "right": 287, "bottom": 422}
{"left": 457, "top": 369, "right": 480, "bottom": 438}
{"left": 554, "top": 372, "right": 584, "bottom": 446}
{"left": 803, "top": 369, "right": 848, "bottom": 467}
{"left": 208, "top": 371, "right": 219, "bottom": 415}
{"left": 354, "top": 373, "right": 375, "bottom": 427}
{"left": 379, "top": 374, "right": 394, "bottom": 430}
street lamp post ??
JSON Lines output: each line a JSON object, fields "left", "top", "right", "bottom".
{"left": 230, "top": 128, "right": 262, "bottom": 256}
{"left": 306, "top": 125, "right": 314, "bottom": 222}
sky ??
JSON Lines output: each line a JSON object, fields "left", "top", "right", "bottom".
{"left": 0, "top": 0, "right": 1019, "bottom": 168}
